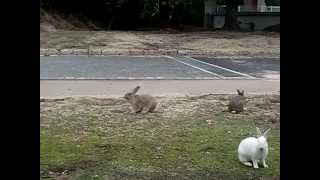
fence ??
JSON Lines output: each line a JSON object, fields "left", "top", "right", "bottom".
{"left": 215, "top": 5, "right": 280, "bottom": 14}
{"left": 259, "top": 6, "right": 280, "bottom": 12}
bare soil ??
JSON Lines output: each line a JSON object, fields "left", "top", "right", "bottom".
{"left": 40, "top": 29, "right": 280, "bottom": 56}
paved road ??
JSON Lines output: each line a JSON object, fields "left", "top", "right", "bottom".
{"left": 40, "top": 55, "right": 280, "bottom": 98}
{"left": 40, "top": 55, "right": 279, "bottom": 80}
{"left": 194, "top": 57, "right": 280, "bottom": 79}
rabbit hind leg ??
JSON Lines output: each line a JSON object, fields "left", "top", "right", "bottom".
{"left": 239, "top": 155, "right": 252, "bottom": 167}
{"left": 133, "top": 104, "right": 143, "bottom": 113}
{"left": 147, "top": 103, "right": 157, "bottom": 113}
{"left": 135, "top": 107, "right": 143, "bottom": 113}
{"left": 241, "top": 161, "right": 253, "bottom": 167}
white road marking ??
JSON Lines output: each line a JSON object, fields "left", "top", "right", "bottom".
{"left": 164, "top": 56, "right": 224, "bottom": 78}
{"left": 184, "top": 56, "right": 256, "bottom": 79}
{"left": 40, "top": 77, "right": 222, "bottom": 80}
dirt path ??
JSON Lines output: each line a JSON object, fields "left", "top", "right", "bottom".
{"left": 40, "top": 30, "right": 280, "bottom": 57}
{"left": 40, "top": 79, "right": 280, "bottom": 99}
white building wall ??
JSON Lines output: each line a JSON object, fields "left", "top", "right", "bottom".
{"left": 257, "top": 0, "right": 266, "bottom": 12}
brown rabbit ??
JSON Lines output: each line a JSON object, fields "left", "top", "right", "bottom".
{"left": 124, "top": 86, "right": 157, "bottom": 113}
{"left": 228, "top": 89, "right": 247, "bottom": 113}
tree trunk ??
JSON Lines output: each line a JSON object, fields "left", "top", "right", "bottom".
{"left": 223, "top": 1, "right": 240, "bottom": 30}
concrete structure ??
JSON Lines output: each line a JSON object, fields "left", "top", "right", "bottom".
{"left": 248, "top": 0, "right": 266, "bottom": 12}
{"left": 204, "top": 0, "right": 280, "bottom": 30}
{"left": 204, "top": 0, "right": 217, "bottom": 28}
{"left": 214, "top": 12, "right": 280, "bottom": 30}
{"left": 240, "top": 0, "right": 258, "bottom": 12}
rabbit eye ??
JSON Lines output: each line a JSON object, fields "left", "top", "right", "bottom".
{"left": 259, "top": 148, "right": 264, "bottom": 151}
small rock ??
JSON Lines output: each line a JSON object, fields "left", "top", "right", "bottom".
{"left": 206, "top": 119, "right": 213, "bottom": 125}
{"left": 263, "top": 112, "right": 276, "bottom": 117}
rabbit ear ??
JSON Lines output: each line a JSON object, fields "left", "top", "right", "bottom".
{"left": 237, "top": 89, "right": 244, "bottom": 96}
{"left": 263, "top": 128, "right": 271, "bottom": 139}
{"left": 237, "top": 89, "right": 241, "bottom": 95}
{"left": 132, "top": 86, "right": 140, "bottom": 94}
{"left": 256, "top": 127, "right": 262, "bottom": 136}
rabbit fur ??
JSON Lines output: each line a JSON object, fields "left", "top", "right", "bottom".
{"left": 238, "top": 127, "right": 271, "bottom": 168}
{"left": 124, "top": 86, "right": 157, "bottom": 113}
{"left": 228, "top": 89, "right": 247, "bottom": 113}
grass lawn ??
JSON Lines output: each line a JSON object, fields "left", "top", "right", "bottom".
{"left": 40, "top": 94, "right": 280, "bottom": 180}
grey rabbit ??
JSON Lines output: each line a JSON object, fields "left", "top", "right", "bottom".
{"left": 228, "top": 89, "right": 247, "bottom": 113}
{"left": 124, "top": 86, "right": 157, "bottom": 113}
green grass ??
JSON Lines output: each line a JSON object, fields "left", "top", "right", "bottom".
{"left": 40, "top": 95, "right": 280, "bottom": 179}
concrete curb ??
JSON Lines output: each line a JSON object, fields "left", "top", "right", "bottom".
{"left": 40, "top": 92, "right": 280, "bottom": 101}
{"left": 40, "top": 79, "right": 280, "bottom": 98}
{"left": 40, "top": 48, "right": 280, "bottom": 58}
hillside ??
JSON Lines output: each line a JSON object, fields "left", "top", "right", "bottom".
{"left": 40, "top": 8, "right": 101, "bottom": 32}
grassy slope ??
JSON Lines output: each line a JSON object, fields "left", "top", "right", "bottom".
{"left": 40, "top": 95, "right": 280, "bottom": 180}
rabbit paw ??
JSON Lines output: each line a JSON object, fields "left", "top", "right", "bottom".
{"left": 262, "top": 160, "right": 268, "bottom": 168}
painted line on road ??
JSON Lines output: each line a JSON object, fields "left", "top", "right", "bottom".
{"left": 40, "top": 77, "right": 223, "bottom": 80}
{"left": 164, "top": 56, "right": 224, "bottom": 78}
{"left": 184, "top": 56, "right": 256, "bottom": 79}
{"left": 40, "top": 77, "right": 261, "bottom": 80}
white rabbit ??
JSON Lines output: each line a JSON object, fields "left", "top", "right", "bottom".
{"left": 238, "top": 127, "right": 271, "bottom": 168}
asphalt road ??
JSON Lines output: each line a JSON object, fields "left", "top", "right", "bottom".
{"left": 194, "top": 57, "right": 280, "bottom": 79}
{"left": 40, "top": 55, "right": 279, "bottom": 80}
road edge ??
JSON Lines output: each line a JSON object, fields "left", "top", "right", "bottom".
{"left": 40, "top": 48, "right": 280, "bottom": 59}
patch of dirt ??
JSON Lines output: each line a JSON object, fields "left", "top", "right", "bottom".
{"left": 41, "top": 94, "right": 280, "bottom": 129}
{"left": 40, "top": 8, "right": 100, "bottom": 32}
{"left": 40, "top": 30, "right": 280, "bottom": 56}
{"left": 41, "top": 160, "right": 98, "bottom": 179}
